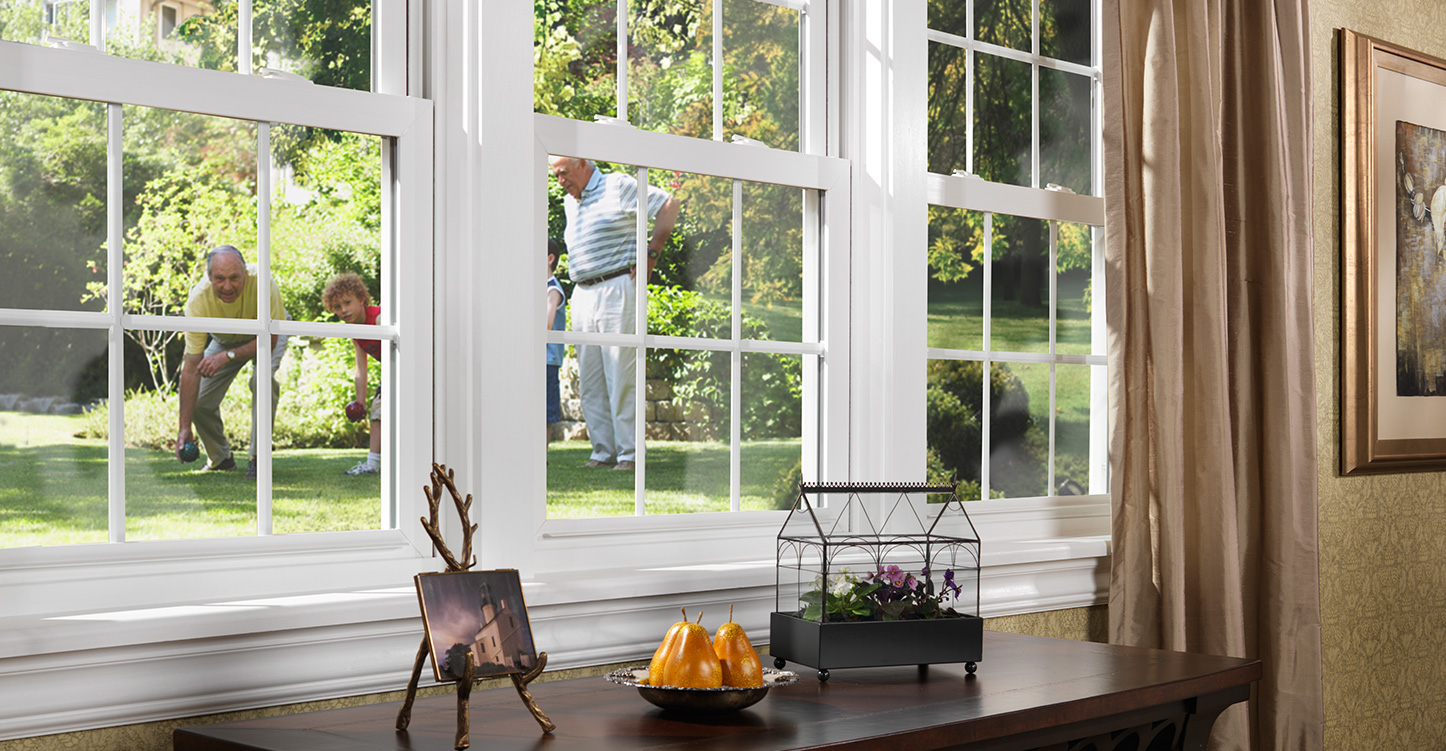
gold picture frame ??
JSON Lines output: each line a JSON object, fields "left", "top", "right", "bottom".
{"left": 1341, "top": 30, "right": 1446, "bottom": 473}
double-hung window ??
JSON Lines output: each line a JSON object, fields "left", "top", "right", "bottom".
{"left": 0, "top": 0, "right": 432, "bottom": 739}
{"left": 533, "top": 0, "right": 846, "bottom": 533}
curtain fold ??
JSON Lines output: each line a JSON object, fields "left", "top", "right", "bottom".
{"left": 1102, "top": 2, "right": 1324, "bottom": 749}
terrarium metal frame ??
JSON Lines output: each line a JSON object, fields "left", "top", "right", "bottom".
{"left": 771, "top": 481, "right": 983, "bottom": 682}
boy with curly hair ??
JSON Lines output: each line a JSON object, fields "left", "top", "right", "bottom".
{"left": 323, "top": 273, "right": 383, "bottom": 475}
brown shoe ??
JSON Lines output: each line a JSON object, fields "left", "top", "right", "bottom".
{"left": 612, "top": 460, "right": 636, "bottom": 471}
{"left": 584, "top": 459, "right": 615, "bottom": 469}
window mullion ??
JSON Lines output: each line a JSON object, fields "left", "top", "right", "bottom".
{"left": 713, "top": 0, "right": 723, "bottom": 141}
{"left": 1047, "top": 221, "right": 1058, "bottom": 496}
{"left": 979, "top": 213, "right": 992, "bottom": 499}
{"left": 89, "top": 0, "right": 103, "bottom": 49}
{"left": 618, "top": 0, "right": 629, "bottom": 123}
{"left": 256, "top": 122, "right": 273, "bottom": 535}
{"left": 731, "top": 179, "right": 743, "bottom": 512}
{"left": 634, "top": 167, "right": 648, "bottom": 515}
{"left": 239, "top": 0, "right": 253, "bottom": 75}
{"left": 107, "top": 102, "right": 125, "bottom": 543}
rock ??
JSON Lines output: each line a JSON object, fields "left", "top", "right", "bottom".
{"left": 0, "top": 394, "right": 18, "bottom": 410}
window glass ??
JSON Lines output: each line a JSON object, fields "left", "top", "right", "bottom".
{"left": 987, "top": 360, "right": 1046, "bottom": 498}
{"left": 741, "top": 351, "right": 803, "bottom": 511}
{"left": 0, "top": 325, "right": 108, "bottom": 548}
{"left": 252, "top": 0, "right": 372, "bottom": 89}
{"left": 271, "top": 128, "right": 383, "bottom": 325}
{"left": 644, "top": 347, "right": 732, "bottom": 514}
{"left": 927, "top": 41, "right": 970, "bottom": 175}
{"left": 740, "top": 180, "right": 804, "bottom": 342}
{"left": 723, "top": 0, "right": 800, "bottom": 150}
{"left": 973, "top": 53, "right": 1031, "bottom": 187}
{"left": 534, "top": 2, "right": 618, "bottom": 122}
{"left": 1056, "top": 221, "right": 1094, "bottom": 355}
{"left": 629, "top": 0, "right": 711, "bottom": 139}
{"left": 927, "top": 206, "right": 985, "bottom": 351}
{"left": 0, "top": 0, "right": 88, "bottom": 45}
{"left": 106, "top": 0, "right": 236, "bottom": 71}
{"left": 1040, "top": 0, "right": 1091, "bottom": 66}
{"left": 974, "top": 0, "right": 1030, "bottom": 53}
{"left": 0, "top": 92, "right": 107, "bottom": 314}
{"left": 927, "top": 0, "right": 968, "bottom": 39}
{"left": 649, "top": 169, "right": 732, "bottom": 339}
{"left": 989, "top": 214, "right": 1049, "bottom": 353}
{"left": 925, "top": 358, "right": 984, "bottom": 496}
{"left": 1053, "top": 362, "right": 1094, "bottom": 495}
{"left": 1040, "top": 67, "right": 1092, "bottom": 196}
{"left": 122, "top": 339, "right": 257, "bottom": 540}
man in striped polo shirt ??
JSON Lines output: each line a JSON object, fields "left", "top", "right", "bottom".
{"left": 549, "top": 156, "right": 681, "bottom": 471}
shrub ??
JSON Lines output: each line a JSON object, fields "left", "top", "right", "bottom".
{"left": 647, "top": 285, "right": 802, "bottom": 439}
{"left": 924, "top": 360, "right": 1035, "bottom": 491}
{"left": 80, "top": 337, "right": 377, "bottom": 450}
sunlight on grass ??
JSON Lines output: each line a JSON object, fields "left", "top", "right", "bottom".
{"left": 1, "top": 412, "right": 384, "bottom": 548}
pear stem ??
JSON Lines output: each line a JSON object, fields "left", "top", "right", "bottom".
{"left": 695, "top": 611, "right": 704, "bottom": 624}
{"left": 680, "top": 607, "right": 687, "bottom": 622}
{"left": 729, "top": 604, "right": 734, "bottom": 622}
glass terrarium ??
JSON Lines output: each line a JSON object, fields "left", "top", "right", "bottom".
{"left": 771, "top": 482, "right": 982, "bottom": 681}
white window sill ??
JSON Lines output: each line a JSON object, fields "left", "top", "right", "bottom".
{"left": 0, "top": 517, "right": 1107, "bottom": 741}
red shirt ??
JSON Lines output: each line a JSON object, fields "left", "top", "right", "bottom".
{"left": 358, "top": 306, "right": 382, "bottom": 360}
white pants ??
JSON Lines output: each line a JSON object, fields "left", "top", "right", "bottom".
{"left": 570, "top": 273, "right": 637, "bottom": 464}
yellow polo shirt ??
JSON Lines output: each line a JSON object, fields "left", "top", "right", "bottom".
{"left": 183, "top": 263, "right": 287, "bottom": 355}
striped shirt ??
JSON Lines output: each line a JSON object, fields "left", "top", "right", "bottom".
{"left": 563, "top": 168, "right": 672, "bottom": 283}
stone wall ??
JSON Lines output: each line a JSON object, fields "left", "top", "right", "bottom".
{"left": 550, "top": 359, "right": 718, "bottom": 443}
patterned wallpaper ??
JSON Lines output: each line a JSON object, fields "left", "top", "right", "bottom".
{"left": 1311, "top": 1, "right": 1446, "bottom": 749}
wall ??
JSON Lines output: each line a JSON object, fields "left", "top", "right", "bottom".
{"left": 0, "top": 609, "right": 1103, "bottom": 751}
{"left": 1310, "top": 2, "right": 1446, "bottom": 748}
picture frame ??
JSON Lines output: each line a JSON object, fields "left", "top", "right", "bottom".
{"left": 1341, "top": 30, "right": 1446, "bottom": 474}
{"left": 414, "top": 569, "right": 538, "bottom": 683}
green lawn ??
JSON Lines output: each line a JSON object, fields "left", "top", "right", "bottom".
{"left": 545, "top": 439, "right": 800, "bottom": 517}
{"left": 1, "top": 413, "right": 804, "bottom": 547}
{"left": 0, "top": 412, "right": 383, "bottom": 548}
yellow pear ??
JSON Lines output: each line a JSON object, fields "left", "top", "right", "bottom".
{"left": 660, "top": 613, "right": 723, "bottom": 689}
{"left": 645, "top": 607, "right": 691, "bottom": 686}
{"left": 713, "top": 605, "right": 764, "bottom": 688}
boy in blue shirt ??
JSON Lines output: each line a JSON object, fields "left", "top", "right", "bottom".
{"left": 545, "top": 239, "right": 567, "bottom": 443}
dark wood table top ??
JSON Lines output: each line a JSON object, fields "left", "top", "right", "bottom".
{"left": 174, "top": 631, "right": 1261, "bottom": 751}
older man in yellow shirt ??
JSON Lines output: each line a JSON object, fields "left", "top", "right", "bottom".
{"left": 175, "top": 245, "right": 288, "bottom": 479}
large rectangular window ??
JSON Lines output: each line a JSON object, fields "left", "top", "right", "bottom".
{"left": 0, "top": 18, "right": 428, "bottom": 550}
{"left": 543, "top": 156, "right": 827, "bottom": 518}
{"left": 925, "top": 0, "right": 1106, "bottom": 500}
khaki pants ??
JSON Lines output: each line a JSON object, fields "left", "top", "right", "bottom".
{"left": 193, "top": 336, "right": 287, "bottom": 465}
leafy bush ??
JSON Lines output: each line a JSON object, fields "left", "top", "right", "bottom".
{"left": 80, "top": 337, "right": 377, "bottom": 450}
{"left": 646, "top": 285, "right": 802, "bottom": 439}
{"left": 925, "top": 360, "right": 1034, "bottom": 491}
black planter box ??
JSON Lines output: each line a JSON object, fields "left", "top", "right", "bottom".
{"left": 769, "top": 611, "right": 983, "bottom": 677}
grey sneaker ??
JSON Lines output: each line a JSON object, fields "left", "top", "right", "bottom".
{"left": 345, "top": 461, "right": 379, "bottom": 476}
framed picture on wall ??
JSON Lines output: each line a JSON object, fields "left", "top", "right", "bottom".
{"left": 1341, "top": 29, "right": 1446, "bottom": 474}
{"left": 414, "top": 569, "right": 538, "bottom": 682}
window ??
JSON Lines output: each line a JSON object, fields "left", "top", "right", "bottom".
{"left": 924, "top": 0, "right": 1106, "bottom": 501}
{"left": 535, "top": 0, "right": 841, "bottom": 522}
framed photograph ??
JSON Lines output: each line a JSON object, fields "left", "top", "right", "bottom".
{"left": 414, "top": 569, "right": 538, "bottom": 682}
{"left": 1341, "top": 30, "right": 1446, "bottom": 473}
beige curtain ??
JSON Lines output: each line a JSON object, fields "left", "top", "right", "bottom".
{"left": 1102, "top": 2, "right": 1324, "bottom": 749}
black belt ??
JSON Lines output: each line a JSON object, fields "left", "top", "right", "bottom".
{"left": 574, "top": 267, "right": 633, "bottom": 287}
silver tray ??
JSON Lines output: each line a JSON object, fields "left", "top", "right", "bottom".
{"left": 605, "top": 666, "right": 798, "bottom": 714}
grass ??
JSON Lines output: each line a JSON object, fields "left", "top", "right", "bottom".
{"left": 545, "top": 439, "right": 801, "bottom": 517}
{"left": 0, "top": 412, "right": 383, "bottom": 548}
{"left": 2, "top": 412, "right": 803, "bottom": 546}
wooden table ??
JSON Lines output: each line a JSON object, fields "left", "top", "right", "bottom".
{"left": 174, "top": 631, "right": 1260, "bottom": 751}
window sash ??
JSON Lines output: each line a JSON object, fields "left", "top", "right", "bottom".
{"left": 0, "top": 39, "right": 434, "bottom": 555}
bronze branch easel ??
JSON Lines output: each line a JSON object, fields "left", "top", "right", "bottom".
{"left": 395, "top": 463, "right": 555, "bottom": 749}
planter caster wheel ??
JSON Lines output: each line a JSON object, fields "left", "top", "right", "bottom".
{"left": 918, "top": 664, "right": 929, "bottom": 674}
{"left": 817, "top": 669, "right": 830, "bottom": 682}
{"left": 965, "top": 662, "right": 977, "bottom": 675}
{"left": 774, "top": 657, "right": 787, "bottom": 669}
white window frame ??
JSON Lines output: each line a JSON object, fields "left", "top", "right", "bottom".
{"left": 0, "top": 0, "right": 437, "bottom": 737}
